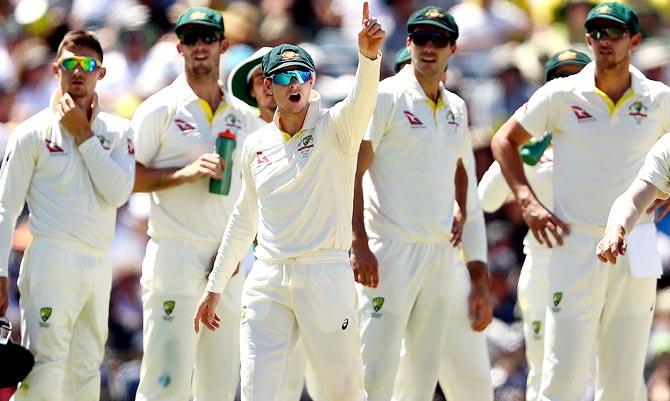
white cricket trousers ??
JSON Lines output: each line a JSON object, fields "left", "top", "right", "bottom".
{"left": 518, "top": 249, "right": 551, "bottom": 401}
{"left": 12, "top": 237, "right": 111, "bottom": 401}
{"left": 436, "top": 258, "right": 493, "bottom": 401}
{"left": 240, "top": 256, "right": 366, "bottom": 401}
{"left": 358, "top": 239, "right": 454, "bottom": 401}
{"left": 539, "top": 226, "right": 655, "bottom": 401}
{"left": 135, "top": 238, "right": 243, "bottom": 401}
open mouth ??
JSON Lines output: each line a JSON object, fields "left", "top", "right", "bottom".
{"left": 289, "top": 93, "right": 301, "bottom": 103}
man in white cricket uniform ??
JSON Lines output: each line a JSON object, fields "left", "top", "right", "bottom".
{"left": 479, "top": 49, "right": 590, "bottom": 401}
{"left": 132, "top": 8, "right": 263, "bottom": 401}
{"left": 194, "top": 4, "right": 384, "bottom": 400}
{"left": 351, "top": 6, "right": 493, "bottom": 401}
{"left": 0, "top": 31, "right": 135, "bottom": 401}
{"left": 491, "top": 3, "right": 670, "bottom": 400}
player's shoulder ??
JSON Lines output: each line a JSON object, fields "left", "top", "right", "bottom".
{"left": 132, "top": 86, "right": 175, "bottom": 122}
{"left": 444, "top": 89, "right": 467, "bottom": 110}
{"left": 95, "top": 111, "right": 131, "bottom": 133}
{"left": 244, "top": 123, "right": 275, "bottom": 147}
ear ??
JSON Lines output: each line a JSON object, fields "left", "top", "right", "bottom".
{"left": 176, "top": 42, "right": 184, "bottom": 55}
{"left": 585, "top": 32, "right": 593, "bottom": 48}
{"left": 450, "top": 42, "right": 458, "bottom": 55}
{"left": 406, "top": 35, "right": 411, "bottom": 47}
{"left": 630, "top": 32, "right": 641, "bottom": 51}
{"left": 220, "top": 38, "right": 230, "bottom": 55}
{"left": 263, "top": 77, "right": 273, "bottom": 94}
{"left": 97, "top": 66, "right": 107, "bottom": 81}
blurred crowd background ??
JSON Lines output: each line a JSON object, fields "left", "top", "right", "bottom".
{"left": 1, "top": 0, "right": 670, "bottom": 400}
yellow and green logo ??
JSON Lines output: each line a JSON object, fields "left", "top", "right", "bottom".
{"left": 40, "top": 307, "right": 52, "bottom": 322}
{"left": 372, "top": 297, "right": 384, "bottom": 312}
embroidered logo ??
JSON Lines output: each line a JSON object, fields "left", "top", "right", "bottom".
{"left": 552, "top": 292, "right": 563, "bottom": 312}
{"left": 174, "top": 119, "right": 195, "bottom": 133}
{"left": 403, "top": 110, "right": 424, "bottom": 127}
{"left": 297, "top": 134, "right": 314, "bottom": 157}
{"left": 224, "top": 113, "right": 242, "bottom": 129}
{"left": 570, "top": 105, "right": 595, "bottom": 122}
{"left": 256, "top": 151, "right": 269, "bottom": 164}
{"left": 447, "top": 109, "right": 460, "bottom": 126}
{"left": 96, "top": 135, "right": 111, "bottom": 150}
{"left": 532, "top": 320, "right": 542, "bottom": 339}
{"left": 163, "top": 300, "right": 175, "bottom": 321}
{"left": 281, "top": 50, "right": 300, "bottom": 61}
{"left": 45, "top": 138, "right": 65, "bottom": 154}
{"left": 628, "top": 100, "right": 648, "bottom": 124}
{"left": 39, "top": 307, "right": 52, "bottom": 328}
{"left": 371, "top": 297, "right": 384, "bottom": 319}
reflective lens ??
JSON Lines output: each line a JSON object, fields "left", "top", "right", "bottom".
{"left": 60, "top": 56, "right": 100, "bottom": 72}
{"left": 179, "top": 30, "right": 221, "bottom": 46}
{"left": 271, "top": 70, "right": 313, "bottom": 86}
{"left": 409, "top": 31, "right": 451, "bottom": 48}
{"left": 588, "top": 27, "right": 628, "bottom": 40}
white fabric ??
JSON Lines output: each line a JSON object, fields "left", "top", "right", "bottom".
{"left": 131, "top": 73, "right": 264, "bottom": 247}
{"left": 0, "top": 107, "right": 135, "bottom": 276}
{"left": 207, "top": 53, "right": 381, "bottom": 293}
{"left": 637, "top": 132, "right": 670, "bottom": 197}
{"left": 135, "top": 239, "right": 243, "bottom": 401}
{"left": 13, "top": 237, "right": 112, "bottom": 401}
{"left": 362, "top": 65, "right": 474, "bottom": 243}
{"left": 240, "top": 260, "right": 366, "bottom": 401}
{"left": 626, "top": 223, "right": 663, "bottom": 278}
{"left": 358, "top": 239, "right": 454, "bottom": 401}
{"left": 514, "top": 62, "right": 670, "bottom": 228}
{"left": 436, "top": 257, "right": 493, "bottom": 401}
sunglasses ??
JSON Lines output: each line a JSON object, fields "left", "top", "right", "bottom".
{"left": 409, "top": 31, "right": 452, "bottom": 48}
{"left": 179, "top": 30, "right": 221, "bottom": 46}
{"left": 271, "top": 70, "right": 313, "bottom": 86}
{"left": 60, "top": 56, "right": 101, "bottom": 72}
{"left": 588, "top": 27, "right": 629, "bottom": 41}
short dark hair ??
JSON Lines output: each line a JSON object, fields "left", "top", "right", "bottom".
{"left": 56, "top": 30, "right": 104, "bottom": 62}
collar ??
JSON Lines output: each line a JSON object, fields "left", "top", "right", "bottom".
{"left": 398, "top": 65, "right": 448, "bottom": 107}
{"left": 575, "top": 62, "right": 648, "bottom": 97}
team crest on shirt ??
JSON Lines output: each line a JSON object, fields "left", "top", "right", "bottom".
{"left": 174, "top": 118, "right": 195, "bottom": 133}
{"left": 402, "top": 110, "right": 424, "bottom": 127}
{"left": 569, "top": 105, "right": 595, "bottom": 122}
{"left": 446, "top": 109, "right": 460, "bottom": 126}
{"left": 628, "top": 100, "right": 648, "bottom": 124}
{"left": 96, "top": 135, "right": 111, "bottom": 150}
{"left": 552, "top": 292, "right": 563, "bottom": 312}
{"left": 255, "top": 150, "right": 270, "bottom": 164}
{"left": 297, "top": 134, "right": 315, "bottom": 158}
{"left": 224, "top": 113, "right": 242, "bottom": 130}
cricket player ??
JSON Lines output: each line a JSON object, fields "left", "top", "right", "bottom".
{"left": 351, "top": 6, "right": 492, "bottom": 401}
{"left": 0, "top": 30, "right": 135, "bottom": 401}
{"left": 193, "top": 3, "right": 383, "bottom": 400}
{"left": 132, "top": 7, "right": 263, "bottom": 401}
{"left": 479, "top": 49, "right": 590, "bottom": 401}
{"left": 491, "top": 3, "right": 670, "bottom": 400}
{"left": 228, "top": 46, "right": 308, "bottom": 401}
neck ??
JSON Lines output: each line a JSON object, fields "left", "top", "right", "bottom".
{"left": 277, "top": 107, "right": 308, "bottom": 136}
{"left": 186, "top": 72, "right": 222, "bottom": 110}
{"left": 259, "top": 106, "right": 275, "bottom": 123}
{"left": 594, "top": 62, "right": 632, "bottom": 104}
{"left": 413, "top": 68, "right": 442, "bottom": 103}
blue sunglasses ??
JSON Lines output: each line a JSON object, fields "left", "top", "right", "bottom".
{"left": 271, "top": 70, "right": 313, "bottom": 86}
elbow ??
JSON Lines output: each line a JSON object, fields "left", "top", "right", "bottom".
{"left": 108, "top": 178, "right": 135, "bottom": 208}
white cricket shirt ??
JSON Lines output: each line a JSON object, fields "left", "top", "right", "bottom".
{"left": 206, "top": 53, "right": 381, "bottom": 293}
{"left": 132, "top": 74, "right": 264, "bottom": 247}
{"left": 0, "top": 102, "right": 135, "bottom": 276}
{"left": 514, "top": 62, "right": 670, "bottom": 228}
{"left": 362, "top": 65, "right": 474, "bottom": 243}
{"left": 637, "top": 133, "right": 670, "bottom": 197}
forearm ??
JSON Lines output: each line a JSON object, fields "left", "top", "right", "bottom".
{"left": 607, "top": 179, "right": 661, "bottom": 235}
{"left": 352, "top": 175, "right": 369, "bottom": 247}
{"left": 466, "top": 260, "right": 490, "bottom": 294}
{"left": 454, "top": 160, "right": 468, "bottom": 218}
{"left": 133, "top": 162, "right": 189, "bottom": 193}
{"left": 491, "top": 126, "right": 537, "bottom": 206}
{"left": 79, "top": 138, "right": 134, "bottom": 207}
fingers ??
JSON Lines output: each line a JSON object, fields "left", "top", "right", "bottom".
{"left": 469, "top": 299, "right": 492, "bottom": 332}
{"left": 537, "top": 226, "right": 553, "bottom": 249}
{"left": 199, "top": 154, "right": 223, "bottom": 178}
{"left": 362, "top": 1, "right": 369, "bottom": 22}
{"left": 353, "top": 266, "right": 379, "bottom": 288}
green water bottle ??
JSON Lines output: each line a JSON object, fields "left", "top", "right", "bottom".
{"left": 520, "top": 132, "right": 552, "bottom": 166}
{"left": 209, "top": 129, "right": 237, "bottom": 195}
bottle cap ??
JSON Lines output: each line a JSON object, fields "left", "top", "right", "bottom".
{"left": 219, "top": 129, "right": 236, "bottom": 139}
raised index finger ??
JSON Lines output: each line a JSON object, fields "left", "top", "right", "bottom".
{"left": 362, "top": 1, "right": 369, "bottom": 22}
